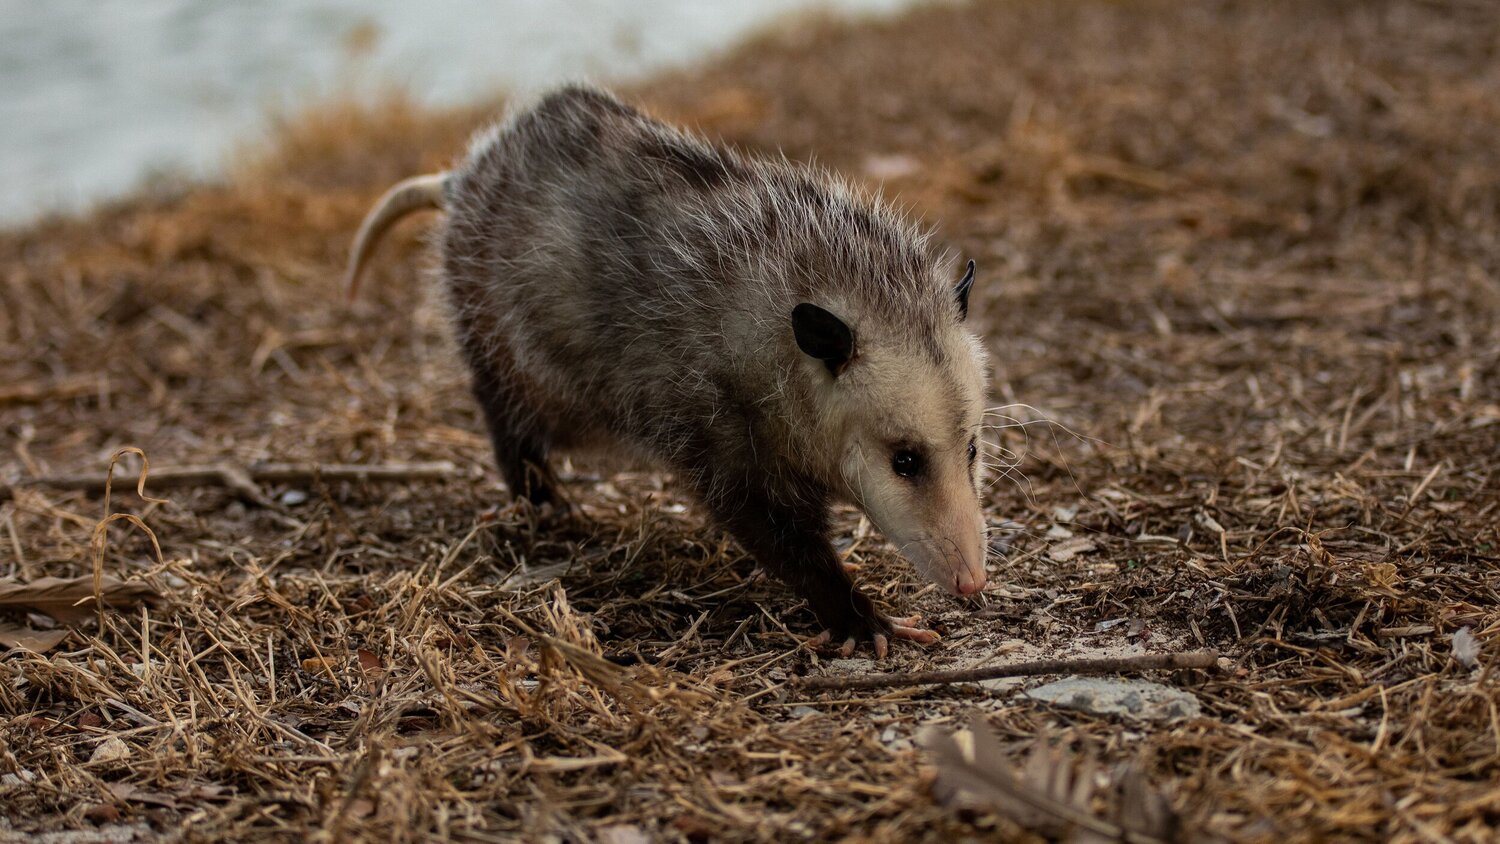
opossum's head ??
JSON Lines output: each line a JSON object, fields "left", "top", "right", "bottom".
{"left": 794, "top": 260, "right": 990, "bottom": 597}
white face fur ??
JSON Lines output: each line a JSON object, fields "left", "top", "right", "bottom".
{"left": 804, "top": 315, "right": 990, "bottom": 597}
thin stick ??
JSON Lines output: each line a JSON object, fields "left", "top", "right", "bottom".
{"left": 796, "top": 650, "right": 1220, "bottom": 693}
{"left": 2, "top": 461, "right": 462, "bottom": 504}
{"left": 0, "top": 375, "right": 106, "bottom": 406}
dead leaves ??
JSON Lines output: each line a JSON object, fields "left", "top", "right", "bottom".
{"left": 0, "top": 622, "right": 70, "bottom": 653}
{"left": 0, "top": 575, "right": 162, "bottom": 623}
{"left": 0, "top": 447, "right": 168, "bottom": 654}
{"left": 923, "top": 716, "right": 1183, "bottom": 843}
{"left": 300, "top": 648, "right": 387, "bottom": 683}
{"left": 0, "top": 575, "right": 163, "bottom": 653}
{"left": 107, "top": 780, "right": 232, "bottom": 810}
{"left": 357, "top": 647, "right": 384, "bottom": 677}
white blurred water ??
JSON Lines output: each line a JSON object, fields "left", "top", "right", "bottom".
{"left": 0, "top": 0, "right": 916, "bottom": 226}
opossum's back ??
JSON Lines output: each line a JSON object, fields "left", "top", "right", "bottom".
{"left": 438, "top": 87, "right": 760, "bottom": 439}
{"left": 442, "top": 88, "right": 624, "bottom": 282}
{"left": 445, "top": 87, "right": 739, "bottom": 313}
{"left": 437, "top": 85, "right": 949, "bottom": 438}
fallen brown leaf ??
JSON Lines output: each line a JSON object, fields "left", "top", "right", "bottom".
{"left": 356, "top": 647, "right": 384, "bottom": 676}
{"left": 0, "top": 622, "right": 71, "bottom": 653}
{"left": 0, "top": 575, "right": 162, "bottom": 623}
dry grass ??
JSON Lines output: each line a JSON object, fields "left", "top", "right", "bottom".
{"left": 3, "top": 0, "right": 1499, "bottom": 840}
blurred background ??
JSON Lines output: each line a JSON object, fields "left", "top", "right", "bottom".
{"left": 0, "top": 0, "right": 915, "bottom": 225}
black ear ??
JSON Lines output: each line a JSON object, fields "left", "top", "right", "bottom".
{"left": 955, "top": 259, "right": 976, "bottom": 321}
{"left": 792, "top": 303, "right": 855, "bottom": 376}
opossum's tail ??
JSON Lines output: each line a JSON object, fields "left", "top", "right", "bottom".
{"left": 344, "top": 172, "right": 448, "bottom": 302}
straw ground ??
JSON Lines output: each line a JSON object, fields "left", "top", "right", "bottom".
{"left": 3, "top": 0, "right": 1498, "bottom": 840}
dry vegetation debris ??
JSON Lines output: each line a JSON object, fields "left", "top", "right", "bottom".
{"left": 3, "top": 0, "right": 1499, "bottom": 840}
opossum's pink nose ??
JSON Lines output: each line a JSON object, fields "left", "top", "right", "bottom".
{"left": 954, "top": 566, "right": 987, "bottom": 596}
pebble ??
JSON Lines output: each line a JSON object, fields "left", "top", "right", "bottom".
{"left": 1025, "top": 677, "right": 1201, "bottom": 723}
{"left": 827, "top": 658, "right": 876, "bottom": 673}
{"left": 89, "top": 737, "right": 132, "bottom": 764}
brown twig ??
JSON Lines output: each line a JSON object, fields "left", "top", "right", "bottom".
{"left": 796, "top": 650, "right": 1221, "bottom": 693}
{"left": 2, "top": 461, "right": 463, "bottom": 505}
{"left": 0, "top": 375, "right": 107, "bottom": 406}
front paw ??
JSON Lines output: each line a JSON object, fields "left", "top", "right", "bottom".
{"left": 809, "top": 613, "right": 939, "bottom": 660}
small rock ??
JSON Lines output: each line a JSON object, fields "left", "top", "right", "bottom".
{"left": 880, "top": 727, "right": 912, "bottom": 751}
{"left": 0, "top": 769, "right": 36, "bottom": 788}
{"left": 978, "top": 674, "right": 1029, "bottom": 693}
{"left": 279, "top": 489, "right": 309, "bottom": 506}
{"left": 90, "top": 737, "right": 131, "bottom": 764}
{"left": 1026, "top": 677, "right": 1201, "bottom": 723}
{"left": 598, "top": 824, "right": 651, "bottom": 844}
{"left": 828, "top": 657, "right": 876, "bottom": 673}
{"left": 1453, "top": 627, "right": 1480, "bottom": 669}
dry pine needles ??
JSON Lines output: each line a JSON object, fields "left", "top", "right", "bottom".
{"left": 3, "top": 0, "right": 1500, "bottom": 841}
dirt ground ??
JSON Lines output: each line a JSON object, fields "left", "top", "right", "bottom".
{"left": 3, "top": 0, "right": 1499, "bottom": 841}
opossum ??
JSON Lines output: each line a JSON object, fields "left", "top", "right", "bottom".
{"left": 346, "top": 85, "right": 990, "bottom": 657}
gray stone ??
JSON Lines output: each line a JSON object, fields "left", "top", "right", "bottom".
{"left": 1025, "top": 677, "right": 1201, "bottom": 723}
{"left": 827, "top": 657, "right": 876, "bottom": 673}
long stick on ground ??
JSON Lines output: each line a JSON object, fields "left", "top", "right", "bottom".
{"left": 2, "top": 461, "right": 463, "bottom": 504}
{"left": 796, "top": 650, "right": 1220, "bottom": 693}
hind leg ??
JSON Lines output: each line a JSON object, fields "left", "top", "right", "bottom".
{"left": 470, "top": 373, "right": 563, "bottom": 507}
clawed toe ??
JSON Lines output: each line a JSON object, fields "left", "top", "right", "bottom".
{"left": 889, "top": 623, "right": 940, "bottom": 644}
{"left": 806, "top": 613, "right": 938, "bottom": 659}
{"left": 882, "top": 614, "right": 938, "bottom": 644}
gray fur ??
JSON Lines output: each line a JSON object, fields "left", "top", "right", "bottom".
{"left": 357, "top": 84, "right": 990, "bottom": 649}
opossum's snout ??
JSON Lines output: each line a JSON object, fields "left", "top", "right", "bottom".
{"left": 840, "top": 432, "right": 990, "bottom": 599}
{"left": 899, "top": 520, "right": 987, "bottom": 597}
{"left": 888, "top": 473, "right": 984, "bottom": 596}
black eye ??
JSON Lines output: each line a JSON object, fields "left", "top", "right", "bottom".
{"left": 967, "top": 438, "right": 977, "bottom": 464}
{"left": 892, "top": 449, "right": 924, "bottom": 478}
